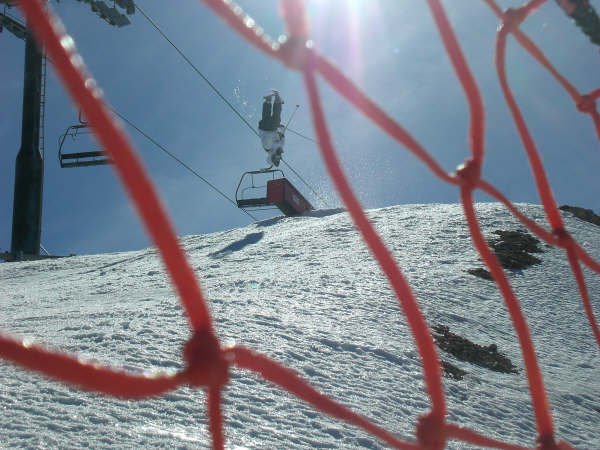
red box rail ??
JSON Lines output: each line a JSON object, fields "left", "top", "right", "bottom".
{"left": 267, "top": 178, "right": 313, "bottom": 216}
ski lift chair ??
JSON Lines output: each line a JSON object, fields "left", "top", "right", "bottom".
{"left": 58, "top": 113, "right": 112, "bottom": 168}
{"left": 236, "top": 169, "right": 313, "bottom": 216}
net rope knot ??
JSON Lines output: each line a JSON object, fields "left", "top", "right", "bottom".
{"left": 536, "top": 433, "right": 575, "bottom": 450}
{"left": 501, "top": 7, "right": 528, "bottom": 33}
{"left": 552, "top": 227, "right": 573, "bottom": 249}
{"left": 416, "top": 412, "right": 446, "bottom": 450}
{"left": 182, "top": 329, "right": 230, "bottom": 389}
{"left": 576, "top": 94, "right": 596, "bottom": 114}
{"left": 454, "top": 158, "right": 481, "bottom": 191}
{"left": 277, "top": 35, "right": 315, "bottom": 72}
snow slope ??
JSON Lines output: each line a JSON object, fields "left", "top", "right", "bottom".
{"left": 0, "top": 203, "right": 598, "bottom": 449}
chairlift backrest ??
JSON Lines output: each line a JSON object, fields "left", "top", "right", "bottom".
{"left": 235, "top": 169, "right": 284, "bottom": 209}
{"left": 235, "top": 169, "right": 313, "bottom": 216}
{"left": 57, "top": 121, "right": 112, "bottom": 168}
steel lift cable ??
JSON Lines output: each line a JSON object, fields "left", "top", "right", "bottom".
{"left": 134, "top": 2, "right": 325, "bottom": 205}
{"left": 135, "top": 2, "right": 259, "bottom": 138}
{"left": 111, "top": 108, "right": 258, "bottom": 221}
{"left": 280, "top": 158, "right": 330, "bottom": 207}
{"left": 136, "top": 2, "right": 318, "bottom": 145}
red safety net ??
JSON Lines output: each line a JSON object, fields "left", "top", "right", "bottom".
{"left": 2, "top": 1, "right": 599, "bottom": 449}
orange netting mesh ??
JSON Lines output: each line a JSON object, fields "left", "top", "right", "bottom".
{"left": 2, "top": 1, "right": 599, "bottom": 449}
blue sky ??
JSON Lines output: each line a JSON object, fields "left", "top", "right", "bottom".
{"left": 1, "top": 1, "right": 599, "bottom": 256}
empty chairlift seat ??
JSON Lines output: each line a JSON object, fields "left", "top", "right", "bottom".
{"left": 59, "top": 150, "right": 112, "bottom": 168}
{"left": 58, "top": 119, "right": 112, "bottom": 168}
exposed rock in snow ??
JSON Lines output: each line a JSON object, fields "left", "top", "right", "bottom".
{"left": 488, "top": 229, "right": 543, "bottom": 270}
{"left": 440, "top": 360, "right": 467, "bottom": 381}
{"left": 560, "top": 204, "right": 600, "bottom": 227}
{"left": 467, "top": 229, "right": 543, "bottom": 280}
{"left": 467, "top": 267, "right": 493, "bottom": 281}
{"left": 432, "top": 324, "right": 518, "bottom": 374}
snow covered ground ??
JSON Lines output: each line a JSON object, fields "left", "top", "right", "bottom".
{"left": 0, "top": 203, "right": 598, "bottom": 449}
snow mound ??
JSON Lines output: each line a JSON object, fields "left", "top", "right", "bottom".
{"left": 0, "top": 203, "right": 598, "bottom": 449}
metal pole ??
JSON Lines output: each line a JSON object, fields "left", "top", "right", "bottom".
{"left": 10, "top": 30, "right": 44, "bottom": 257}
{"left": 283, "top": 104, "right": 300, "bottom": 134}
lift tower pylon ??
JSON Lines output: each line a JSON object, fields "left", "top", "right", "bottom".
{"left": 10, "top": 26, "right": 44, "bottom": 256}
{"left": 1, "top": 1, "right": 135, "bottom": 259}
{"left": 0, "top": 7, "right": 44, "bottom": 256}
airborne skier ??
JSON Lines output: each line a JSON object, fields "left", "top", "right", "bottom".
{"left": 258, "top": 90, "right": 285, "bottom": 168}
